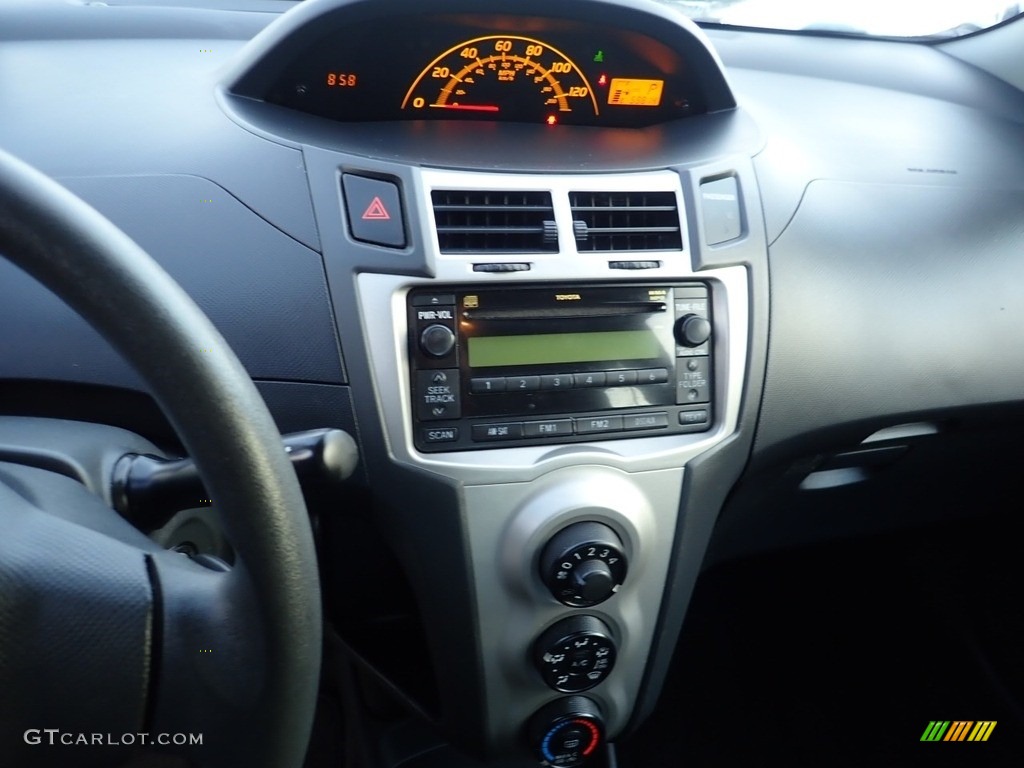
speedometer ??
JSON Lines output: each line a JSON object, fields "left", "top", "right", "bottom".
{"left": 402, "top": 35, "right": 599, "bottom": 124}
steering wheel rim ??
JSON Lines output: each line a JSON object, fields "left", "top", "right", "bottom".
{"left": 0, "top": 148, "right": 321, "bottom": 766}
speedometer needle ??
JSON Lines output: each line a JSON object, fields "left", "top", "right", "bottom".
{"left": 430, "top": 103, "right": 500, "bottom": 113}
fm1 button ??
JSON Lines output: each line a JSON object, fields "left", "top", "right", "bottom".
{"left": 342, "top": 174, "right": 406, "bottom": 248}
{"left": 415, "top": 369, "right": 461, "bottom": 420}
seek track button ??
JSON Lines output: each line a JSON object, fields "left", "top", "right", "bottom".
{"left": 415, "top": 369, "right": 460, "bottom": 420}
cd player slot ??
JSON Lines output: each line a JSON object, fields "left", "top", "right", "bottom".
{"left": 463, "top": 301, "right": 666, "bottom": 321}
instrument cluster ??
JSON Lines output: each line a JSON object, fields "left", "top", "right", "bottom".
{"left": 263, "top": 14, "right": 707, "bottom": 128}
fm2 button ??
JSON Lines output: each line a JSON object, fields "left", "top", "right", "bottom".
{"left": 342, "top": 174, "right": 406, "bottom": 248}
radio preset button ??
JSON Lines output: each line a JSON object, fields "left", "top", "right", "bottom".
{"left": 575, "top": 416, "right": 623, "bottom": 435}
{"left": 541, "top": 374, "right": 574, "bottom": 391}
{"left": 472, "top": 423, "right": 524, "bottom": 441}
{"left": 508, "top": 375, "right": 541, "bottom": 392}
{"left": 524, "top": 419, "right": 574, "bottom": 438}
{"left": 623, "top": 412, "right": 669, "bottom": 431}
{"left": 470, "top": 377, "right": 506, "bottom": 394}
{"left": 574, "top": 372, "right": 607, "bottom": 388}
{"left": 606, "top": 370, "right": 638, "bottom": 386}
{"left": 415, "top": 370, "right": 461, "bottom": 420}
{"left": 637, "top": 368, "right": 669, "bottom": 384}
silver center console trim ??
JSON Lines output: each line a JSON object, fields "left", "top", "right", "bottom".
{"left": 353, "top": 166, "right": 751, "bottom": 748}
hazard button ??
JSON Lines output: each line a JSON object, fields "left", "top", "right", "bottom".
{"left": 342, "top": 174, "right": 406, "bottom": 248}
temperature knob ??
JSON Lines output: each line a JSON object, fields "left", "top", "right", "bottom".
{"left": 535, "top": 615, "right": 617, "bottom": 693}
{"left": 528, "top": 697, "right": 604, "bottom": 768}
{"left": 540, "top": 522, "right": 628, "bottom": 607}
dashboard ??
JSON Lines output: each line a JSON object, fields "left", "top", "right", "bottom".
{"left": 2, "top": 0, "right": 1024, "bottom": 766}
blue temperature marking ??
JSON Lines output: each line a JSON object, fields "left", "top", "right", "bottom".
{"left": 540, "top": 728, "right": 558, "bottom": 762}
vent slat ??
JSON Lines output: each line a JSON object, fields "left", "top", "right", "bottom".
{"left": 432, "top": 190, "right": 558, "bottom": 254}
{"left": 570, "top": 206, "right": 678, "bottom": 213}
{"left": 570, "top": 191, "right": 683, "bottom": 252}
{"left": 432, "top": 205, "right": 553, "bottom": 213}
{"left": 576, "top": 226, "right": 680, "bottom": 234}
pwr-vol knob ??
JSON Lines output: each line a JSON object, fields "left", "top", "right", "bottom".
{"left": 540, "top": 522, "right": 628, "bottom": 607}
{"left": 419, "top": 323, "right": 456, "bottom": 358}
{"left": 535, "top": 615, "right": 617, "bottom": 693}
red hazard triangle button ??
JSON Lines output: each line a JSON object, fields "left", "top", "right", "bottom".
{"left": 342, "top": 174, "right": 406, "bottom": 248}
{"left": 362, "top": 196, "right": 390, "bottom": 220}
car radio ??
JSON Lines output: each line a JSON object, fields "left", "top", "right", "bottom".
{"left": 407, "top": 283, "right": 713, "bottom": 452}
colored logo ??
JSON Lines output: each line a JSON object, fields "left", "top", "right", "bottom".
{"left": 920, "top": 721, "right": 996, "bottom": 742}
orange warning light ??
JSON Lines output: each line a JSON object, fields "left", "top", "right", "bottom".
{"left": 546, "top": 115, "right": 557, "bottom": 126}
{"left": 362, "top": 196, "right": 390, "bottom": 220}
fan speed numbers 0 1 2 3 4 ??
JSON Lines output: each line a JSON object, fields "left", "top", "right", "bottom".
{"left": 402, "top": 35, "right": 599, "bottom": 124}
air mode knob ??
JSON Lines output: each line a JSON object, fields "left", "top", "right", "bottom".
{"left": 540, "top": 522, "right": 628, "bottom": 607}
{"left": 528, "top": 696, "right": 604, "bottom": 767}
{"left": 674, "top": 313, "right": 711, "bottom": 347}
{"left": 535, "top": 615, "right": 617, "bottom": 693}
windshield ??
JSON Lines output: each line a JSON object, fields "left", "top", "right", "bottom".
{"left": 660, "top": 0, "right": 1023, "bottom": 38}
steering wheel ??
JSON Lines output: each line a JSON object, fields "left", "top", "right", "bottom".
{"left": 0, "top": 149, "right": 321, "bottom": 767}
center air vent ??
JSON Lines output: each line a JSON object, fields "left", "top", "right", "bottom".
{"left": 432, "top": 190, "right": 558, "bottom": 254}
{"left": 570, "top": 191, "right": 683, "bottom": 252}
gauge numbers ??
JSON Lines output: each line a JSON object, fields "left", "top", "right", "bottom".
{"left": 402, "top": 35, "right": 598, "bottom": 122}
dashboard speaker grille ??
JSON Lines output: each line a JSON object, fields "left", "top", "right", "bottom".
{"left": 432, "top": 190, "right": 558, "bottom": 254}
{"left": 570, "top": 191, "right": 683, "bottom": 252}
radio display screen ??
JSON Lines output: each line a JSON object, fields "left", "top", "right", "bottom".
{"left": 468, "top": 330, "right": 661, "bottom": 368}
